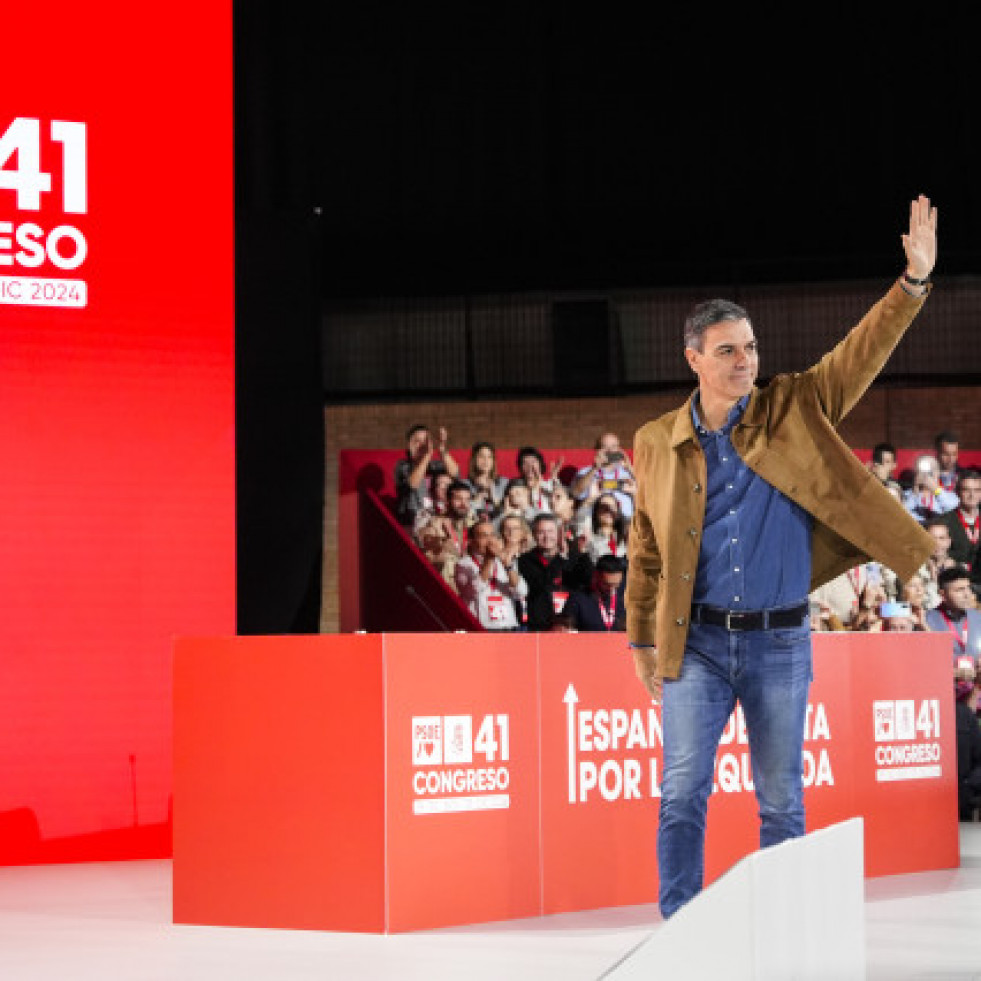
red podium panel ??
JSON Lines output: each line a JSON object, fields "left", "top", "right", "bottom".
{"left": 174, "top": 631, "right": 957, "bottom": 933}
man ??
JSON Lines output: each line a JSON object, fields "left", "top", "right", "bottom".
{"left": 394, "top": 423, "right": 459, "bottom": 526}
{"left": 902, "top": 453, "right": 958, "bottom": 522}
{"left": 518, "top": 513, "right": 591, "bottom": 631}
{"left": 561, "top": 555, "right": 627, "bottom": 632}
{"left": 454, "top": 519, "right": 527, "bottom": 631}
{"left": 869, "top": 442, "right": 901, "bottom": 495}
{"left": 626, "top": 195, "right": 936, "bottom": 919}
{"left": 937, "top": 470, "right": 981, "bottom": 569}
{"left": 925, "top": 567, "right": 981, "bottom": 663}
{"left": 935, "top": 430, "right": 961, "bottom": 494}
{"left": 571, "top": 432, "right": 638, "bottom": 520}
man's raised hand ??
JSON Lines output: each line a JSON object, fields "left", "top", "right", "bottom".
{"left": 902, "top": 194, "right": 938, "bottom": 281}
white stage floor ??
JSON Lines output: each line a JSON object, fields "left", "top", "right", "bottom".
{"left": 1, "top": 825, "right": 979, "bottom": 980}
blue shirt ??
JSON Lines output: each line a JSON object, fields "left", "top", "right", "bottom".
{"left": 691, "top": 395, "right": 812, "bottom": 612}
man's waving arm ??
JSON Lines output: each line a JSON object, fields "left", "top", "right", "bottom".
{"left": 809, "top": 194, "right": 937, "bottom": 426}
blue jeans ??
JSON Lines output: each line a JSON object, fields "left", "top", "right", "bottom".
{"left": 657, "top": 621, "right": 812, "bottom": 918}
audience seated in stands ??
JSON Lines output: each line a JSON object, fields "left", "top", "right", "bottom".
{"left": 560, "top": 555, "right": 627, "bottom": 632}
{"left": 395, "top": 423, "right": 459, "bottom": 526}
{"left": 454, "top": 518, "right": 527, "bottom": 631}
{"left": 571, "top": 432, "right": 637, "bottom": 519}
{"left": 903, "top": 453, "right": 958, "bottom": 522}
{"left": 467, "top": 441, "right": 509, "bottom": 517}
{"left": 926, "top": 567, "right": 981, "bottom": 663}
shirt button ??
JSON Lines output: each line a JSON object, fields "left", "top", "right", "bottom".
{"left": 731, "top": 538, "right": 738, "bottom": 543}
{"left": 734, "top": 596, "right": 741, "bottom": 602}
{"left": 729, "top": 509, "right": 736, "bottom": 515}
{"left": 734, "top": 566, "right": 740, "bottom": 572}
{"left": 726, "top": 484, "right": 733, "bottom": 490}
{"left": 722, "top": 457, "right": 728, "bottom": 462}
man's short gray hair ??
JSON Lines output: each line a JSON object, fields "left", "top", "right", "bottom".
{"left": 684, "top": 299, "right": 751, "bottom": 352}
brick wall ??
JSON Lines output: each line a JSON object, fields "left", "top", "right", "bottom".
{"left": 319, "top": 385, "right": 981, "bottom": 631}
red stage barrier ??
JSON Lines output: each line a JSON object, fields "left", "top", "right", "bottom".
{"left": 174, "top": 631, "right": 958, "bottom": 933}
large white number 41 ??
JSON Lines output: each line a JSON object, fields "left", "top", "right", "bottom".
{"left": 0, "top": 117, "right": 87, "bottom": 214}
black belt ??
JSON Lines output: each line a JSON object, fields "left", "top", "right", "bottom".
{"left": 690, "top": 602, "right": 809, "bottom": 632}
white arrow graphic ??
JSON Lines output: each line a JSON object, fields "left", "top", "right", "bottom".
{"left": 564, "top": 683, "right": 579, "bottom": 803}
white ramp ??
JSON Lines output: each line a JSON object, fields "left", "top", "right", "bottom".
{"left": 602, "top": 818, "right": 866, "bottom": 980}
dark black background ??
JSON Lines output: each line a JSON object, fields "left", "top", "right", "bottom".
{"left": 233, "top": 7, "right": 976, "bottom": 632}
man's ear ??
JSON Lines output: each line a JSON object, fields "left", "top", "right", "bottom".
{"left": 684, "top": 346, "right": 700, "bottom": 375}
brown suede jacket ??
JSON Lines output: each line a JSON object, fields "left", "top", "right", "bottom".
{"left": 626, "top": 280, "right": 934, "bottom": 684}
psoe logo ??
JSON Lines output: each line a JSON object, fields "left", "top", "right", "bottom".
{"left": 872, "top": 698, "right": 942, "bottom": 783}
{"left": 411, "top": 714, "right": 510, "bottom": 816}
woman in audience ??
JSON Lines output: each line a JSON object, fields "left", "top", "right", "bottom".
{"left": 415, "top": 516, "right": 459, "bottom": 590}
{"left": 499, "top": 514, "right": 534, "bottom": 557}
{"left": 516, "top": 446, "right": 554, "bottom": 512}
{"left": 849, "top": 580, "right": 888, "bottom": 632}
{"left": 467, "top": 441, "right": 509, "bottom": 517}
{"left": 497, "top": 478, "right": 540, "bottom": 526}
{"left": 580, "top": 492, "right": 628, "bottom": 564}
{"left": 550, "top": 483, "right": 580, "bottom": 556}
{"left": 901, "top": 573, "right": 932, "bottom": 630}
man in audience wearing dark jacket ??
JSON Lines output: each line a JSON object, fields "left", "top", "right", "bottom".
{"left": 561, "top": 555, "right": 627, "bottom": 631}
{"left": 519, "top": 513, "right": 591, "bottom": 630}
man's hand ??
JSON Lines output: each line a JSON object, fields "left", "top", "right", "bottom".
{"left": 631, "top": 646, "right": 663, "bottom": 702}
{"left": 902, "top": 194, "right": 938, "bottom": 281}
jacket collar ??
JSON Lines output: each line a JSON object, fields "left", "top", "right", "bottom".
{"left": 670, "top": 385, "right": 764, "bottom": 449}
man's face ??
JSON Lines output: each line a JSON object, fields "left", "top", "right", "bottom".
{"left": 871, "top": 451, "right": 896, "bottom": 481}
{"left": 507, "top": 486, "right": 530, "bottom": 510}
{"left": 958, "top": 477, "right": 981, "bottom": 513}
{"left": 534, "top": 519, "right": 558, "bottom": 553}
{"left": 598, "top": 434, "right": 620, "bottom": 458}
{"left": 686, "top": 319, "right": 758, "bottom": 405}
{"left": 594, "top": 570, "right": 623, "bottom": 597}
{"left": 928, "top": 524, "right": 951, "bottom": 558}
{"left": 470, "top": 522, "right": 494, "bottom": 557}
{"left": 941, "top": 578, "right": 974, "bottom": 613}
{"left": 447, "top": 489, "right": 471, "bottom": 520}
{"left": 939, "top": 441, "right": 959, "bottom": 472}
{"left": 884, "top": 616, "right": 914, "bottom": 633}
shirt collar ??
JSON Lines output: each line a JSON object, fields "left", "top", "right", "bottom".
{"left": 692, "top": 394, "right": 749, "bottom": 436}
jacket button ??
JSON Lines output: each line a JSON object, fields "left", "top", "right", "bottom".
{"left": 693, "top": 483, "right": 702, "bottom": 493}
{"left": 675, "top": 616, "right": 686, "bottom": 626}
{"left": 682, "top": 572, "right": 691, "bottom": 581}
{"left": 689, "top": 528, "right": 697, "bottom": 537}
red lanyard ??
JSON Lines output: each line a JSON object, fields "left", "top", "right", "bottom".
{"left": 448, "top": 522, "right": 466, "bottom": 553}
{"left": 939, "top": 609, "right": 968, "bottom": 652}
{"left": 598, "top": 589, "right": 616, "bottom": 630}
{"left": 608, "top": 534, "right": 617, "bottom": 553}
{"left": 958, "top": 510, "right": 980, "bottom": 545}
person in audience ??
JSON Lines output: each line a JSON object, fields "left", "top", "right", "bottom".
{"left": 937, "top": 470, "right": 981, "bottom": 570}
{"left": 879, "top": 600, "right": 918, "bottom": 632}
{"left": 900, "top": 573, "right": 933, "bottom": 629}
{"left": 499, "top": 513, "right": 533, "bottom": 556}
{"left": 518, "top": 513, "right": 590, "bottom": 631}
{"left": 869, "top": 441, "right": 902, "bottom": 495}
{"left": 561, "top": 555, "right": 627, "bottom": 632}
{"left": 571, "top": 432, "right": 637, "bottom": 519}
{"left": 580, "top": 492, "right": 629, "bottom": 564}
{"left": 415, "top": 517, "right": 460, "bottom": 590}
{"left": 549, "top": 612, "right": 578, "bottom": 633}
{"left": 497, "top": 478, "right": 540, "bottom": 526}
{"left": 849, "top": 580, "right": 888, "bottom": 632}
{"left": 549, "top": 482, "right": 581, "bottom": 556}
{"left": 926, "top": 567, "right": 981, "bottom": 662}
{"left": 935, "top": 430, "right": 962, "bottom": 494}
{"left": 516, "top": 447, "right": 556, "bottom": 512}
{"left": 903, "top": 453, "right": 958, "bottom": 521}
{"left": 427, "top": 471, "right": 453, "bottom": 518}
{"left": 454, "top": 518, "right": 527, "bottom": 631}
{"left": 467, "top": 441, "right": 509, "bottom": 517}
{"left": 954, "top": 657, "right": 981, "bottom": 820}
{"left": 442, "top": 480, "right": 474, "bottom": 556}
{"left": 809, "top": 599, "right": 846, "bottom": 632}
{"left": 395, "top": 423, "right": 459, "bottom": 526}
{"left": 920, "top": 517, "right": 961, "bottom": 602}
{"left": 810, "top": 564, "right": 875, "bottom": 626}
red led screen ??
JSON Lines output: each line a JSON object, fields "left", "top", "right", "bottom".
{"left": 0, "top": 3, "right": 235, "bottom": 862}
